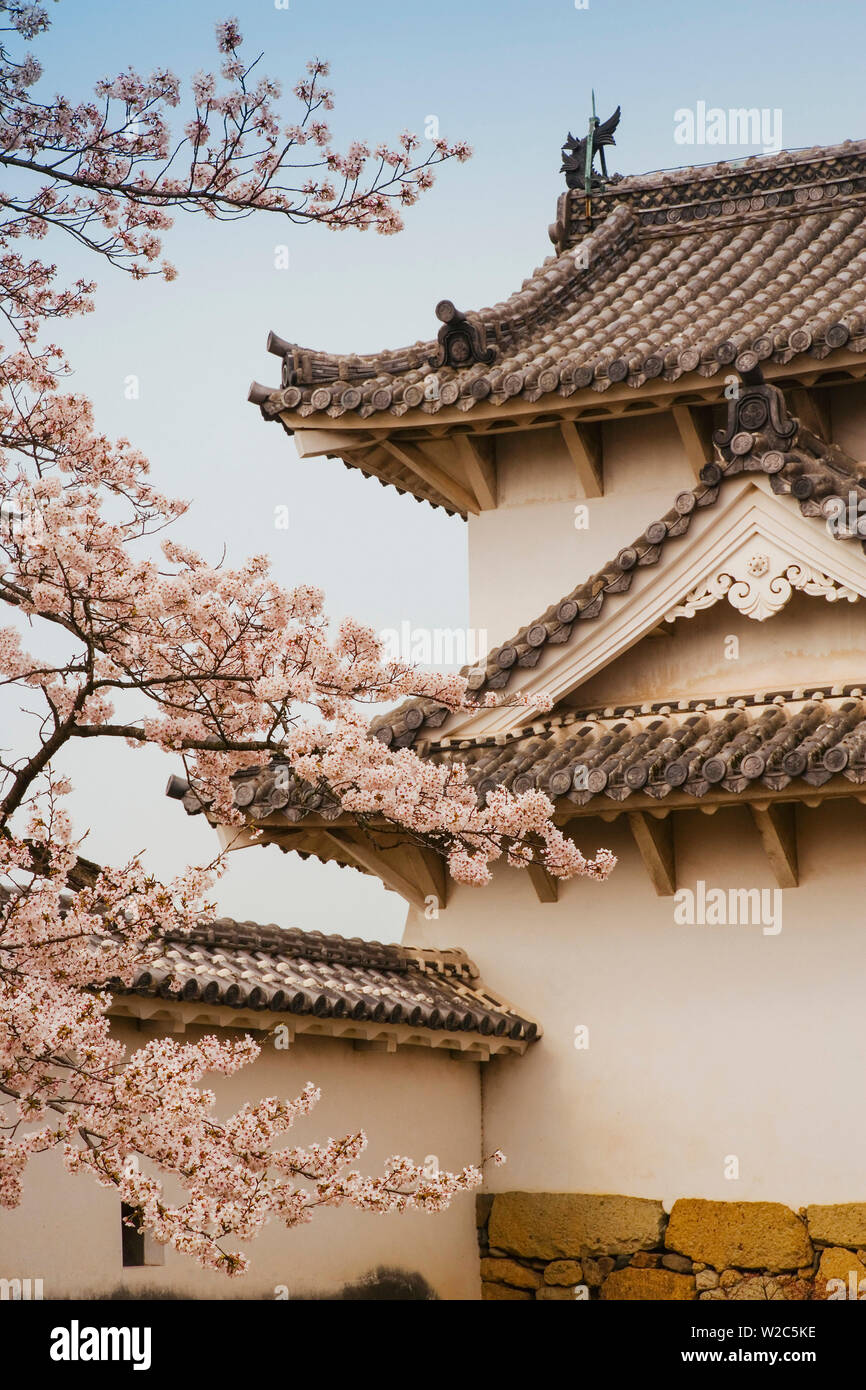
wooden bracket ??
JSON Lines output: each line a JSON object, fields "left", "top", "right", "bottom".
{"left": 561, "top": 420, "right": 603, "bottom": 497}
{"left": 527, "top": 861, "right": 559, "bottom": 904}
{"left": 749, "top": 802, "right": 798, "bottom": 888}
{"left": 380, "top": 438, "right": 480, "bottom": 515}
{"left": 787, "top": 386, "right": 832, "bottom": 442}
{"left": 449, "top": 1046, "right": 491, "bottom": 1062}
{"left": 671, "top": 404, "right": 714, "bottom": 481}
{"left": 628, "top": 810, "right": 676, "bottom": 896}
{"left": 398, "top": 845, "right": 449, "bottom": 910}
{"left": 316, "top": 829, "right": 428, "bottom": 911}
{"left": 451, "top": 433, "right": 497, "bottom": 510}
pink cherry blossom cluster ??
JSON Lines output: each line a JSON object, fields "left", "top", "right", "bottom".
{"left": 0, "top": 7, "right": 472, "bottom": 264}
{"left": 0, "top": 818, "right": 498, "bottom": 1272}
{"left": 0, "top": 3, "right": 614, "bottom": 1272}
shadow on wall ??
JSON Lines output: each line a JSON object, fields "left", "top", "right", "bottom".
{"left": 68, "top": 1268, "right": 438, "bottom": 1301}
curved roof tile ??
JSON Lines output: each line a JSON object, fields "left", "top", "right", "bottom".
{"left": 119, "top": 919, "right": 539, "bottom": 1042}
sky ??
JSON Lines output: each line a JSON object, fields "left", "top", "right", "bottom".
{"left": 14, "top": 0, "right": 866, "bottom": 941}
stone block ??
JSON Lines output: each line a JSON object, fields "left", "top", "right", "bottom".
{"left": 582, "top": 1256, "right": 615, "bottom": 1288}
{"left": 601, "top": 1268, "right": 696, "bottom": 1301}
{"left": 726, "top": 1275, "right": 785, "bottom": 1301}
{"left": 488, "top": 1192, "right": 666, "bottom": 1260}
{"left": 544, "top": 1260, "right": 583, "bottom": 1286}
{"left": 479, "top": 1257, "right": 542, "bottom": 1290}
{"left": 806, "top": 1204, "right": 866, "bottom": 1249}
{"left": 662, "top": 1252, "right": 692, "bottom": 1273}
{"left": 666, "top": 1200, "right": 812, "bottom": 1272}
{"left": 817, "top": 1246, "right": 866, "bottom": 1289}
{"left": 481, "top": 1281, "right": 532, "bottom": 1300}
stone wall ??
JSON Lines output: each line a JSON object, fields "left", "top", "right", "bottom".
{"left": 477, "top": 1193, "right": 866, "bottom": 1300}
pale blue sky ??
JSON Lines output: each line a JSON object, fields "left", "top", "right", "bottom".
{"left": 23, "top": 0, "right": 866, "bottom": 939}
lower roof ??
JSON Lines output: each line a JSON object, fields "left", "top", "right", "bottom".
{"left": 115, "top": 919, "right": 539, "bottom": 1054}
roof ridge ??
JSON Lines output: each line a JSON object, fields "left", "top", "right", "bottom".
{"left": 610, "top": 139, "right": 866, "bottom": 192}
{"left": 161, "top": 918, "right": 479, "bottom": 980}
{"left": 435, "top": 686, "right": 866, "bottom": 749}
{"left": 551, "top": 139, "right": 866, "bottom": 252}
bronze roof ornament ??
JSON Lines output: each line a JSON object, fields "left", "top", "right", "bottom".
{"left": 560, "top": 95, "right": 621, "bottom": 217}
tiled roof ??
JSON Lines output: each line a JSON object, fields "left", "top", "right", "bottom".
{"left": 250, "top": 140, "right": 866, "bottom": 422}
{"left": 431, "top": 692, "right": 866, "bottom": 807}
{"left": 368, "top": 391, "right": 866, "bottom": 750}
{"left": 218, "top": 693, "right": 866, "bottom": 822}
{"left": 119, "top": 919, "right": 539, "bottom": 1043}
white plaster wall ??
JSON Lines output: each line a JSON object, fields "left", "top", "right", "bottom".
{"left": 404, "top": 798, "right": 866, "bottom": 1210}
{"left": 0, "top": 1023, "right": 481, "bottom": 1300}
{"left": 469, "top": 414, "right": 695, "bottom": 646}
{"left": 827, "top": 381, "right": 866, "bottom": 458}
{"left": 574, "top": 590, "right": 866, "bottom": 708}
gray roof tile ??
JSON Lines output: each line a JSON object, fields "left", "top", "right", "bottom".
{"left": 120, "top": 919, "right": 539, "bottom": 1041}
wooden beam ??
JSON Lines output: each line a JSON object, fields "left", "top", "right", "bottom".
{"left": 451, "top": 434, "right": 497, "bottom": 510}
{"left": 628, "top": 811, "right": 676, "bottom": 896}
{"left": 527, "top": 861, "right": 558, "bottom": 903}
{"left": 393, "top": 844, "right": 449, "bottom": 909}
{"left": 293, "top": 428, "right": 373, "bottom": 457}
{"left": 749, "top": 803, "right": 798, "bottom": 888}
{"left": 380, "top": 438, "right": 480, "bottom": 515}
{"left": 787, "top": 386, "right": 832, "bottom": 442}
{"left": 671, "top": 404, "right": 714, "bottom": 481}
{"left": 560, "top": 420, "right": 603, "bottom": 497}
{"left": 316, "top": 829, "right": 428, "bottom": 911}
{"left": 342, "top": 445, "right": 408, "bottom": 491}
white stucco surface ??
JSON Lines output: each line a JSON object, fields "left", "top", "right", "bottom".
{"left": 0, "top": 1023, "right": 482, "bottom": 1300}
{"left": 405, "top": 798, "right": 866, "bottom": 1210}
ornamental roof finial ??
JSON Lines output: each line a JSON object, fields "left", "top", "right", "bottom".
{"left": 560, "top": 95, "right": 621, "bottom": 219}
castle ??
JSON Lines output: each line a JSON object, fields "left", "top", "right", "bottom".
{"left": 8, "top": 133, "right": 866, "bottom": 1300}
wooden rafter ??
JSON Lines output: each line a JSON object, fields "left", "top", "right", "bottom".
{"left": 380, "top": 438, "right": 480, "bottom": 515}
{"left": 450, "top": 433, "right": 497, "bottom": 510}
{"left": 342, "top": 444, "right": 412, "bottom": 495}
{"left": 628, "top": 810, "right": 676, "bottom": 896}
{"left": 749, "top": 803, "right": 798, "bottom": 888}
{"left": 313, "top": 829, "right": 428, "bottom": 910}
{"left": 292, "top": 428, "right": 370, "bottom": 458}
{"left": 671, "top": 404, "right": 714, "bottom": 481}
{"left": 560, "top": 419, "right": 603, "bottom": 497}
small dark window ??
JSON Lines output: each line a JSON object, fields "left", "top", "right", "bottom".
{"left": 121, "top": 1203, "right": 145, "bottom": 1267}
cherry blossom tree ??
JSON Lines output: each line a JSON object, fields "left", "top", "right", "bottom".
{"left": 0, "top": 4, "right": 614, "bottom": 1275}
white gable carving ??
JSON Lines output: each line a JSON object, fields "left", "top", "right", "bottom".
{"left": 446, "top": 476, "right": 866, "bottom": 741}
{"left": 664, "top": 552, "right": 860, "bottom": 624}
